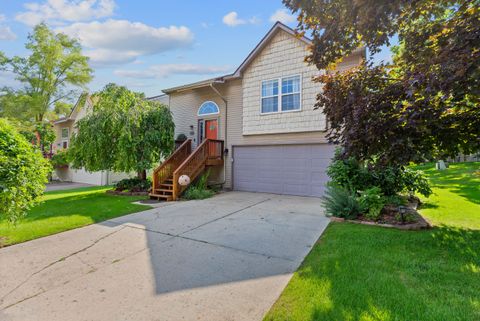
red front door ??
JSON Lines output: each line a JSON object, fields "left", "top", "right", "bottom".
{"left": 205, "top": 119, "right": 218, "bottom": 157}
{"left": 205, "top": 119, "right": 218, "bottom": 140}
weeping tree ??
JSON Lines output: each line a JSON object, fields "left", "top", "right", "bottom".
{"left": 284, "top": 0, "right": 480, "bottom": 164}
{"left": 69, "top": 84, "right": 175, "bottom": 180}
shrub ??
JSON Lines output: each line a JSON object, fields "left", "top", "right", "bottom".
{"left": 395, "top": 212, "right": 418, "bottom": 223}
{"left": 322, "top": 185, "right": 363, "bottom": 219}
{"left": 51, "top": 150, "right": 70, "bottom": 167}
{"left": 327, "top": 153, "right": 432, "bottom": 197}
{"left": 327, "top": 154, "right": 372, "bottom": 192}
{"left": 401, "top": 168, "right": 432, "bottom": 197}
{"left": 0, "top": 119, "right": 51, "bottom": 223}
{"left": 196, "top": 168, "right": 210, "bottom": 190}
{"left": 385, "top": 194, "right": 408, "bottom": 207}
{"left": 115, "top": 177, "right": 151, "bottom": 192}
{"left": 183, "top": 187, "right": 215, "bottom": 200}
{"left": 183, "top": 169, "right": 215, "bottom": 200}
{"left": 358, "top": 187, "right": 385, "bottom": 220}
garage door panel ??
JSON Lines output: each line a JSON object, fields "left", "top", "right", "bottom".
{"left": 311, "top": 159, "right": 332, "bottom": 170}
{"left": 284, "top": 184, "right": 311, "bottom": 196}
{"left": 283, "top": 171, "right": 310, "bottom": 180}
{"left": 254, "top": 182, "right": 284, "bottom": 194}
{"left": 233, "top": 144, "right": 334, "bottom": 197}
{"left": 311, "top": 171, "right": 330, "bottom": 181}
{"left": 258, "top": 171, "right": 285, "bottom": 180}
{"left": 311, "top": 185, "right": 327, "bottom": 196}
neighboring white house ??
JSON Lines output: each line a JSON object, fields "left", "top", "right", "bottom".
{"left": 51, "top": 94, "right": 133, "bottom": 185}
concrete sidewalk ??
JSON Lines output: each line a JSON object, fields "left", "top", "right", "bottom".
{"left": 0, "top": 192, "right": 329, "bottom": 321}
{"left": 45, "top": 182, "right": 95, "bottom": 192}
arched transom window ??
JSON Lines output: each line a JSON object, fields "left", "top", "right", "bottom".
{"left": 198, "top": 101, "right": 219, "bottom": 116}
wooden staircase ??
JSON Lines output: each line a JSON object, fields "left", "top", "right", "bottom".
{"left": 150, "top": 138, "right": 224, "bottom": 201}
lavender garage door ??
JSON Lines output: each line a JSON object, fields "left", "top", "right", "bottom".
{"left": 233, "top": 144, "right": 335, "bottom": 197}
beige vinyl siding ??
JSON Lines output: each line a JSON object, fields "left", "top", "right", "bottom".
{"left": 53, "top": 120, "right": 74, "bottom": 151}
{"left": 169, "top": 87, "right": 226, "bottom": 149}
{"left": 242, "top": 30, "right": 326, "bottom": 135}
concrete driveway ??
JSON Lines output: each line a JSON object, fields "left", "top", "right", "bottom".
{"left": 0, "top": 192, "right": 329, "bottom": 321}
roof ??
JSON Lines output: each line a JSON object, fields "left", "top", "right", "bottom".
{"left": 53, "top": 93, "right": 90, "bottom": 124}
{"left": 147, "top": 93, "right": 168, "bottom": 100}
{"left": 162, "top": 22, "right": 310, "bottom": 94}
{"left": 230, "top": 21, "right": 312, "bottom": 79}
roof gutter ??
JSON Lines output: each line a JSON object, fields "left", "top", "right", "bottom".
{"left": 53, "top": 118, "right": 73, "bottom": 124}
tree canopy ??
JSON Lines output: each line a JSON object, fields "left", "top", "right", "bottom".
{"left": 69, "top": 84, "right": 175, "bottom": 179}
{"left": 284, "top": 0, "right": 480, "bottom": 164}
{"left": 0, "top": 118, "right": 51, "bottom": 223}
{"left": 0, "top": 23, "right": 93, "bottom": 122}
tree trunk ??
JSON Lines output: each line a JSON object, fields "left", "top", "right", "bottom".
{"left": 137, "top": 170, "right": 147, "bottom": 180}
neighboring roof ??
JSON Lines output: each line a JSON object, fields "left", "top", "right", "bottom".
{"left": 147, "top": 93, "right": 168, "bottom": 100}
{"left": 53, "top": 92, "right": 90, "bottom": 124}
{"left": 52, "top": 117, "right": 72, "bottom": 124}
{"left": 162, "top": 21, "right": 365, "bottom": 94}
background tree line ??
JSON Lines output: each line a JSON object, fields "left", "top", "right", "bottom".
{"left": 1, "top": 24, "right": 174, "bottom": 223}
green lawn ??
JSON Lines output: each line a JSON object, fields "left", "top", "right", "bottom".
{"left": 0, "top": 186, "right": 151, "bottom": 246}
{"left": 414, "top": 162, "right": 480, "bottom": 229}
{"left": 265, "top": 162, "right": 480, "bottom": 321}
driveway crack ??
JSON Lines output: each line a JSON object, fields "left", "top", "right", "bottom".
{"left": 179, "top": 198, "right": 271, "bottom": 235}
{"left": 0, "top": 226, "right": 126, "bottom": 308}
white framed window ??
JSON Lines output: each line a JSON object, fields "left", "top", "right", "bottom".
{"left": 61, "top": 128, "right": 69, "bottom": 139}
{"left": 261, "top": 79, "right": 279, "bottom": 113}
{"left": 281, "top": 76, "right": 301, "bottom": 111}
{"left": 198, "top": 101, "right": 219, "bottom": 116}
{"left": 261, "top": 75, "right": 301, "bottom": 114}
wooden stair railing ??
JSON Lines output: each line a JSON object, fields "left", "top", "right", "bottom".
{"left": 150, "top": 139, "right": 192, "bottom": 200}
{"left": 172, "top": 139, "right": 224, "bottom": 201}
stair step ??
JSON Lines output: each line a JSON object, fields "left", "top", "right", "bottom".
{"left": 155, "top": 189, "right": 173, "bottom": 194}
{"left": 160, "top": 183, "right": 173, "bottom": 188}
{"left": 149, "top": 193, "right": 173, "bottom": 201}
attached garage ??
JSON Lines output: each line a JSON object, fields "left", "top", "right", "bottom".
{"left": 233, "top": 144, "right": 335, "bottom": 197}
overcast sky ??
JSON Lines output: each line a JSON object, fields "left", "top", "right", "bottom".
{"left": 0, "top": 0, "right": 396, "bottom": 97}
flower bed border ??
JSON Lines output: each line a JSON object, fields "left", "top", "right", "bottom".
{"left": 329, "top": 199, "right": 432, "bottom": 230}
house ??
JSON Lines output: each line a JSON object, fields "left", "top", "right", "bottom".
{"left": 147, "top": 93, "right": 169, "bottom": 105}
{"left": 151, "top": 22, "right": 365, "bottom": 200}
{"left": 51, "top": 94, "right": 134, "bottom": 185}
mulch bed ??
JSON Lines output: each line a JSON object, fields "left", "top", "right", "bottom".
{"left": 106, "top": 190, "right": 149, "bottom": 196}
{"left": 330, "top": 198, "right": 432, "bottom": 230}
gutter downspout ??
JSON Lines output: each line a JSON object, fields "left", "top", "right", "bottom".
{"left": 209, "top": 81, "right": 228, "bottom": 186}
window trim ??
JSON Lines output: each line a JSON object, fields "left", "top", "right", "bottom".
{"left": 197, "top": 100, "right": 220, "bottom": 116}
{"left": 61, "top": 127, "right": 69, "bottom": 139}
{"left": 260, "top": 78, "right": 279, "bottom": 114}
{"left": 260, "top": 74, "right": 302, "bottom": 115}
